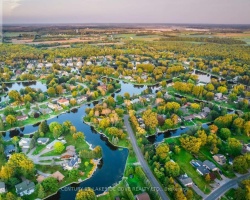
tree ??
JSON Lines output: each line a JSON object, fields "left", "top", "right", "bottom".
{"left": 227, "top": 138, "right": 242, "bottom": 156}
{"left": 49, "top": 122, "right": 63, "bottom": 138}
{"left": 42, "top": 177, "right": 59, "bottom": 193}
{"left": 142, "top": 109, "right": 158, "bottom": 130}
{"left": 190, "top": 103, "right": 200, "bottom": 112}
{"left": 0, "top": 165, "right": 14, "bottom": 181}
{"left": 179, "top": 135, "right": 202, "bottom": 154}
{"left": 70, "top": 98, "right": 77, "bottom": 106}
{"left": 75, "top": 188, "right": 97, "bottom": 200}
{"left": 47, "top": 87, "right": 56, "bottom": 97}
{"left": 54, "top": 141, "right": 65, "bottom": 153}
{"left": 205, "top": 174, "right": 211, "bottom": 182}
{"left": 156, "top": 143, "right": 169, "bottom": 160}
{"left": 233, "top": 155, "right": 249, "bottom": 173}
{"left": 68, "top": 169, "right": 79, "bottom": 179}
{"left": 39, "top": 121, "right": 49, "bottom": 133}
{"left": 6, "top": 115, "right": 17, "bottom": 126}
{"left": 0, "top": 118, "right": 4, "bottom": 131}
{"left": 73, "top": 132, "right": 85, "bottom": 143}
{"left": 219, "top": 128, "right": 231, "bottom": 140}
{"left": 165, "top": 161, "right": 180, "bottom": 177}
{"left": 186, "top": 189, "right": 193, "bottom": 200}
{"left": 196, "top": 130, "right": 207, "bottom": 146}
{"left": 37, "top": 184, "right": 46, "bottom": 199}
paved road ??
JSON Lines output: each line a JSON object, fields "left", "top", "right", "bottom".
{"left": 204, "top": 172, "right": 250, "bottom": 200}
{"left": 123, "top": 115, "right": 170, "bottom": 200}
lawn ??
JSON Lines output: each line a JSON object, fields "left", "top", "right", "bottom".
{"left": 172, "top": 148, "right": 211, "bottom": 194}
{"left": 223, "top": 188, "right": 236, "bottom": 200}
{"left": 32, "top": 144, "right": 46, "bottom": 155}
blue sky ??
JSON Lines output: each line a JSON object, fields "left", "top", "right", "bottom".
{"left": 3, "top": 0, "right": 250, "bottom": 24}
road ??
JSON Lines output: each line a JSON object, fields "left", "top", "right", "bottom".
{"left": 123, "top": 115, "right": 170, "bottom": 200}
{"left": 204, "top": 172, "right": 250, "bottom": 200}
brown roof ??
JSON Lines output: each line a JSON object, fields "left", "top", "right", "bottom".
{"left": 36, "top": 175, "right": 46, "bottom": 183}
{"left": 136, "top": 192, "right": 150, "bottom": 200}
{"left": 66, "top": 145, "right": 75, "bottom": 152}
{"left": 51, "top": 171, "right": 65, "bottom": 182}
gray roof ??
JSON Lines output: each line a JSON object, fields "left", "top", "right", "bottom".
{"left": 203, "top": 160, "right": 217, "bottom": 170}
{"left": 0, "top": 182, "right": 5, "bottom": 189}
{"left": 179, "top": 176, "right": 193, "bottom": 186}
{"left": 37, "top": 138, "right": 49, "bottom": 144}
{"left": 15, "top": 180, "right": 35, "bottom": 194}
{"left": 197, "top": 166, "right": 210, "bottom": 175}
{"left": 68, "top": 156, "right": 79, "bottom": 167}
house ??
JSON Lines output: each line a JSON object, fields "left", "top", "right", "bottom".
{"left": 39, "top": 107, "right": 52, "bottom": 114}
{"left": 63, "top": 155, "right": 81, "bottom": 170}
{"left": 215, "top": 93, "right": 223, "bottom": 100}
{"left": 19, "top": 138, "right": 32, "bottom": 149}
{"left": 135, "top": 192, "right": 150, "bottom": 200}
{"left": 183, "top": 115, "right": 194, "bottom": 121}
{"left": 202, "top": 107, "right": 211, "bottom": 114}
{"left": 57, "top": 98, "right": 69, "bottom": 106}
{"left": 197, "top": 165, "right": 210, "bottom": 176}
{"left": 27, "top": 63, "right": 34, "bottom": 70}
{"left": 97, "top": 84, "right": 107, "bottom": 92}
{"left": 45, "top": 63, "right": 53, "bottom": 68}
{"left": 76, "top": 61, "right": 83, "bottom": 67}
{"left": 203, "top": 160, "right": 218, "bottom": 171}
{"left": 178, "top": 174, "right": 193, "bottom": 187}
{"left": 37, "top": 138, "right": 50, "bottom": 145}
{"left": 213, "top": 154, "right": 226, "bottom": 165}
{"left": 16, "top": 115, "right": 28, "bottom": 121}
{"left": 61, "top": 145, "right": 76, "bottom": 159}
{"left": 15, "top": 180, "right": 35, "bottom": 196}
{"left": 0, "top": 182, "right": 6, "bottom": 193}
{"left": 131, "top": 98, "right": 140, "bottom": 104}
{"left": 245, "top": 144, "right": 250, "bottom": 152}
{"left": 51, "top": 171, "right": 65, "bottom": 182}
{"left": 4, "top": 144, "right": 16, "bottom": 158}
{"left": 36, "top": 175, "right": 46, "bottom": 183}
{"left": 48, "top": 103, "right": 63, "bottom": 110}
{"left": 77, "top": 95, "right": 88, "bottom": 104}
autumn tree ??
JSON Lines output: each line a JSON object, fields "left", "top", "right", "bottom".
{"left": 179, "top": 135, "right": 202, "bottom": 154}
{"left": 156, "top": 143, "right": 169, "bottom": 160}
{"left": 75, "top": 188, "right": 97, "bottom": 200}
{"left": 54, "top": 142, "right": 65, "bottom": 153}
{"left": 165, "top": 161, "right": 180, "bottom": 177}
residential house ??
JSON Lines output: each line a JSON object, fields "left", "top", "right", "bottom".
{"left": 39, "top": 107, "right": 52, "bottom": 115}
{"left": 215, "top": 93, "right": 223, "bottom": 100}
{"left": 57, "top": 98, "right": 69, "bottom": 106}
{"left": 36, "top": 175, "right": 46, "bottom": 183}
{"left": 213, "top": 154, "right": 226, "bottom": 165}
{"left": 135, "top": 192, "right": 150, "bottom": 200}
{"left": 131, "top": 98, "right": 140, "bottom": 104}
{"left": 0, "top": 182, "right": 6, "bottom": 193}
{"left": 197, "top": 165, "right": 210, "bottom": 176}
{"left": 4, "top": 144, "right": 16, "bottom": 158}
{"left": 51, "top": 171, "right": 65, "bottom": 182}
{"left": 61, "top": 145, "right": 76, "bottom": 159}
{"left": 45, "top": 63, "right": 53, "bottom": 68}
{"left": 97, "top": 84, "right": 107, "bottom": 92}
{"left": 244, "top": 144, "right": 250, "bottom": 152}
{"left": 37, "top": 138, "right": 50, "bottom": 145}
{"left": 63, "top": 155, "right": 81, "bottom": 170}
{"left": 27, "top": 63, "right": 34, "bottom": 70}
{"left": 202, "top": 107, "right": 211, "bottom": 114}
{"left": 183, "top": 115, "right": 194, "bottom": 121}
{"left": 76, "top": 61, "right": 83, "bottom": 67}
{"left": 203, "top": 160, "right": 218, "bottom": 171}
{"left": 16, "top": 115, "right": 28, "bottom": 121}
{"left": 48, "top": 103, "right": 63, "bottom": 110}
{"left": 77, "top": 95, "right": 88, "bottom": 104}
{"left": 19, "top": 138, "right": 32, "bottom": 149}
{"left": 178, "top": 174, "right": 193, "bottom": 187}
{"left": 15, "top": 180, "right": 35, "bottom": 196}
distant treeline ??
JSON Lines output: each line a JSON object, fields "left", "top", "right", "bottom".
{"left": 159, "top": 36, "right": 246, "bottom": 45}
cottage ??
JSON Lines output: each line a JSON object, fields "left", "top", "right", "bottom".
{"left": 37, "top": 138, "right": 50, "bottom": 145}
{"left": 178, "top": 174, "right": 193, "bottom": 187}
{"left": 39, "top": 107, "right": 52, "bottom": 114}
{"left": 202, "top": 107, "right": 211, "bottom": 114}
{"left": 97, "top": 84, "right": 107, "bottom": 92}
{"left": 4, "top": 144, "right": 16, "bottom": 158}
{"left": 215, "top": 93, "right": 223, "bottom": 100}
{"left": 48, "top": 103, "right": 63, "bottom": 110}
{"left": 61, "top": 145, "right": 76, "bottom": 159}
{"left": 77, "top": 95, "right": 88, "bottom": 104}
{"left": 183, "top": 115, "right": 194, "bottom": 121}
{"left": 36, "top": 175, "right": 46, "bottom": 183}
{"left": 131, "top": 98, "right": 140, "bottom": 104}
{"left": 57, "top": 98, "right": 69, "bottom": 106}
{"left": 45, "top": 63, "right": 53, "bottom": 68}
{"left": 0, "top": 182, "right": 6, "bottom": 193}
{"left": 63, "top": 155, "right": 81, "bottom": 170}
{"left": 16, "top": 115, "right": 28, "bottom": 121}
{"left": 19, "top": 138, "right": 32, "bottom": 149}
{"left": 213, "top": 154, "right": 226, "bottom": 165}
{"left": 15, "top": 180, "right": 35, "bottom": 196}
{"left": 51, "top": 171, "right": 65, "bottom": 182}
{"left": 135, "top": 192, "right": 150, "bottom": 200}
{"left": 203, "top": 160, "right": 218, "bottom": 171}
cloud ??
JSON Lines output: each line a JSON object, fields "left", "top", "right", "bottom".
{"left": 3, "top": 0, "right": 22, "bottom": 13}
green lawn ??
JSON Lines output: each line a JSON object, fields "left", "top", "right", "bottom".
{"left": 223, "top": 188, "right": 236, "bottom": 200}
{"left": 172, "top": 148, "right": 211, "bottom": 194}
{"left": 32, "top": 144, "right": 46, "bottom": 155}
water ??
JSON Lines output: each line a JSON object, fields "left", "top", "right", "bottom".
{"left": 2, "top": 81, "right": 153, "bottom": 200}
{"left": 148, "top": 123, "right": 210, "bottom": 144}
{"left": 192, "top": 70, "right": 211, "bottom": 84}
{"left": 0, "top": 81, "right": 47, "bottom": 103}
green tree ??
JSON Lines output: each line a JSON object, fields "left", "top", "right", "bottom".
{"left": 6, "top": 115, "right": 17, "bottom": 126}
{"left": 219, "top": 128, "right": 231, "bottom": 140}
{"left": 54, "top": 142, "right": 65, "bottom": 153}
{"left": 227, "top": 138, "right": 242, "bottom": 156}
{"left": 42, "top": 177, "right": 59, "bottom": 193}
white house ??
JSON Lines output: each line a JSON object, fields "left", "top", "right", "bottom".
{"left": 15, "top": 180, "right": 35, "bottom": 196}
{"left": 0, "top": 182, "right": 6, "bottom": 193}
{"left": 19, "top": 138, "right": 32, "bottom": 149}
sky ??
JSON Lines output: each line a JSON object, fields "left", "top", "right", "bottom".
{"left": 2, "top": 0, "right": 250, "bottom": 24}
